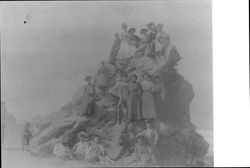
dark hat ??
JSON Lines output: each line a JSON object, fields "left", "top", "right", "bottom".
{"left": 128, "top": 27, "right": 136, "bottom": 33}
{"left": 140, "top": 28, "right": 148, "bottom": 34}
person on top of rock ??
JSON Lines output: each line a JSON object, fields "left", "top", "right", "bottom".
{"left": 155, "top": 23, "right": 171, "bottom": 58}
{"left": 147, "top": 22, "right": 157, "bottom": 44}
{"left": 21, "top": 122, "right": 32, "bottom": 152}
{"left": 117, "top": 23, "right": 132, "bottom": 60}
{"left": 53, "top": 135, "right": 72, "bottom": 160}
{"left": 72, "top": 131, "right": 89, "bottom": 160}
{"left": 128, "top": 28, "right": 141, "bottom": 49}
{"left": 85, "top": 134, "right": 114, "bottom": 164}
{"left": 134, "top": 28, "right": 150, "bottom": 58}
{"left": 127, "top": 74, "right": 143, "bottom": 123}
{"left": 133, "top": 135, "right": 155, "bottom": 166}
{"left": 140, "top": 72, "right": 157, "bottom": 121}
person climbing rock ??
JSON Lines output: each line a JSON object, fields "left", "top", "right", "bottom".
{"left": 82, "top": 76, "right": 96, "bottom": 117}
{"left": 21, "top": 122, "right": 32, "bottom": 152}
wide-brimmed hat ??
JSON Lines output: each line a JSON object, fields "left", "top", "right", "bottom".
{"left": 77, "top": 131, "right": 87, "bottom": 139}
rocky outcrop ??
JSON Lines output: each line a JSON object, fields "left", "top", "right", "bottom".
{"left": 28, "top": 31, "right": 209, "bottom": 166}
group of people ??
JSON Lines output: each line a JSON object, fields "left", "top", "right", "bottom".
{"left": 109, "top": 22, "right": 171, "bottom": 66}
{"left": 21, "top": 22, "right": 170, "bottom": 166}
{"left": 53, "top": 120, "right": 159, "bottom": 166}
{"left": 53, "top": 132, "right": 113, "bottom": 164}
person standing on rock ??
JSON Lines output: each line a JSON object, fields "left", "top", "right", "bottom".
{"left": 21, "top": 122, "right": 32, "bottom": 152}
{"left": 83, "top": 76, "right": 96, "bottom": 117}
{"left": 127, "top": 74, "right": 142, "bottom": 123}
{"left": 140, "top": 73, "right": 157, "bottom": 121}
{"left": 117, "top": 23, "right": 131, "bottom": 60}
{"left": 152, "top": 75, "right": 166, "bottom": 120}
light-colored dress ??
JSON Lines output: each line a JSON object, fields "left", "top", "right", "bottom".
{"left": 85, "top": 142, "right": 105, "bottom": 163}
{"left": 155, "top": 31, "right": 171, "bottom": 54}
{"left": 117, "top": 29, "right": 133, "bottom": 60}
{"left": 140, "top": 80, "right": 156, "bottom": 119}
{"left": 134, "top": 144, "right": 154, "bottom": 166}
{"left": 74, "top": 141, "right": 88, "bottom": 155}
{"left": 53, "top": 143, "right": 68, "bottom": 158}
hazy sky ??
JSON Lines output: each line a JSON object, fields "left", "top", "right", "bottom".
{"left": 1, "top": 0, "right": 212, "bottom": 130}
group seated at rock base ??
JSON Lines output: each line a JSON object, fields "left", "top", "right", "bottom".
{"left": 21, "top": 22, "right": 211, "bottom": 167}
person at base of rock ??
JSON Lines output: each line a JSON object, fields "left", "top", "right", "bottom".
{"left": 72, "top": 132, "right": 89, "bottom": 160}
{"left": 21, "top": 122, "right": 32, "bottom": 152}
{"left": 135, "top": 121, "right": 159, "bottom": 164}
{"left": 32, "top": 123, "right": 41, "bottom": 137}
{"left": 140, "top": 73, "right": 157, "bottom": 120}
{"left": 133, "top": 136, "right": 155, "bottom": 166}
{"left": 127, "top": 74, "right": 142, "bottom": 123}
{"left": 53, "top": 136, "right": 72, "bottom": 160}
{"left": 85, "top": 135, "right": 114, "bottom": 164}
{"left": 83, "top": 76, "right": 96, "bottom": 117}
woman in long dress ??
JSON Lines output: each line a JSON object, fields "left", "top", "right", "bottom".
{"left": 127, "top": 74, "right": 142, "bottom": 122}
{"left": 140, "top": 73, "right": 157, "bottom": 120}
{"left": 117, "top": 23, "right": 132, "bottom": 60}
{"left": 152, "top": 76, "right": 166, "bottom": 120}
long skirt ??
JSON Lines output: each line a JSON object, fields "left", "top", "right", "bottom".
{"left": 117, "top": 41, "right": 132, "bottom": 60}
{"left": 141, "top": 92, "right": 156, "bottom": 119}
{"left": 127, "top": 92, "right": 142, "bottom": 122}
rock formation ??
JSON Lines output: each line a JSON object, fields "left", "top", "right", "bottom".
{"left": 28, "top": 28, "right": 210, "bottom": 166}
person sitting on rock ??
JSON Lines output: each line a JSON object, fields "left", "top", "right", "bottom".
{"left": 128, "top": 28, "right": 141, "bottom": 49}
{"left": 53, "top": 136, "right": 72, "bottom": 160}
{"left": 133, "top": 135, "right": 155, "bottom": 166}
{"left": 135, "top": 121, "right": 159, "bottom": 163}
{"left": 72, "top": 132, "right": 89, "bottom": 160}
{"left": 134, "top": 28, "right": 150, "bottom": 58}
{"left": 115, "top": 122, "right": 135, "bottom": 161}
{"left": 85, "top": 135, "right": 114, "bottom": 164}
{"left": 21, "top": 122, "right": 32, "bottom": 152}
{"left": 155, "top": 23, "right": 171, "bottom": 61}
{"left": 136, "top": 122, "right": 159, "bottom": 147}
